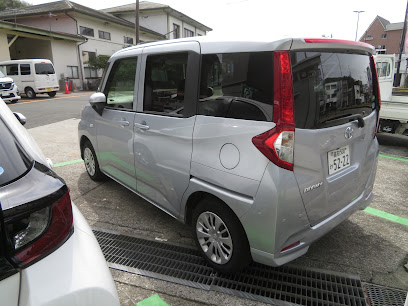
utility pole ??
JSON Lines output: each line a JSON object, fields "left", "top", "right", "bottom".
{"left": 353, "top": 11, "right": 365, "bottom": 41}
{"left": 135, "top": 0, "right": 140, "bottom": 44}
{"left": 395, "top": 0, "right": 408, "bottom": 87}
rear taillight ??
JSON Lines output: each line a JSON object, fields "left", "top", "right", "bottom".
{"left": 252, "top": 51, "right": 295, "bottom": 171}
{"left": 371, "top": 55, "right": 381, "bottom": 138}
{"left": 6, "top": 189, "right": 73, "bottom": 266}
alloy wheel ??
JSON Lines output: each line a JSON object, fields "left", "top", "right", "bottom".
{"left": 196, "top": 211, "right": 233, "bottom": 265}
{"left": 84, "top": 147, "right": 96, "bottom": 176}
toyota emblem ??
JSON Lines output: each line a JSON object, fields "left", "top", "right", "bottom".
{"left": 345, "top": 127, "right": 354, "bottom": 139}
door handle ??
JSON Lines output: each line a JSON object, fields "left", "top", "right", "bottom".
{"left": 134, "top": 122, "right": 150, "bottom": 130}
{"left": 118, "top": 120, "right": 130, "bottom": 127}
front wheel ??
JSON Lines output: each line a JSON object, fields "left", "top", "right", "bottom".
{"left": 82, "top": 140, "right": 105, "bottom": 181}
{"left": 47, "top": 91, "right": 57, "bottom": 97}
{"left": 192, "top": 197, "right": 251, "bottom": 273}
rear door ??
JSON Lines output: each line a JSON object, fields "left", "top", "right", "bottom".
{"left": 290, "top": 47, "right": 379, "bottom": 226}
{"left": 133, "top": 42, "right": 199, "bottom": 217}
{"left": 34, "top": 62, "right": 58, "bottom": 91}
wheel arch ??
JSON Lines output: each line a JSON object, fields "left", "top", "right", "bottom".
{"left": 79, "top": 135, "right": 91, "bottom": 159}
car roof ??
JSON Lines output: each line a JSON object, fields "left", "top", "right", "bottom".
{"left": 0, "top": 59, "right": 53, "bottom": 65}
{"left": 112, "top": 37, "right": 374, "bottom": 60}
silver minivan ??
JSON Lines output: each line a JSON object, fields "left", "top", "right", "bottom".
{"left": 78, "top": 37, "right": 380, "bottom": 273}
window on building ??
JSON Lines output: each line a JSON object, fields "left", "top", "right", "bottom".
{"left": 365, "top": 34, "right": 373, "bottom": 40}
{"left": 104, "top": 57, "right": 138, "bottom": 109}
{"left": 84, "top": 67, "right": 98, "bottom": 79}
{"left": 377, "top": 45, "right": 386, "bottom": 50}
{"left": 143, "top": 52, "right": 188, "bottom": 116}
{"left": 173, "top": 24, "right": 180, "bottom": 39}
{"left": 20, "top": 64, "right": 30, "bottom": 75}
{"left": 82, "top": 51, "right": 96, "bottom": 63}
{"left": 80, "top": 26, "right": 94, "bottom": 37}
{"left": 66, "top": 66, "right": 79, "bottom": 79}
{"left": 381, "top": 33, "right": 387, "bottom": 39}
{"left": 99, "top": 30, "right": 111, "bottom": 40}
{"left": 124, "top": 36, "right": 134, "bottom": 44}
{"left": 184, "top": 28, "right": 194, "bottom": 38}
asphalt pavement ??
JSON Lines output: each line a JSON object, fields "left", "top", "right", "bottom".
{"left": 8, "top": 92, "right": 408, "bottom": 305}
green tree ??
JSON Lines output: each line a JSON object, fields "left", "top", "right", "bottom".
{"left": 0, "top": 0, "right": 30, "bottom": 11}
{"left": 85, "top": 55, "right": 110, "bottom": 70}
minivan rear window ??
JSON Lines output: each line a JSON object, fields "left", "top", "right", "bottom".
{"left": 291, "top": 52, "right": 378, "bottom": 129}
{"left": 35, "top": 63, "right": 55, "bottom": 75}
{"left": 0, "top": 119, "right": 33, "bottom": 186}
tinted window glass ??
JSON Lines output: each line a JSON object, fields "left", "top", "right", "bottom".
{"left": 291, "top": 52, "right": 378, "bottom": 129}
{"left": 20, "top": 64, "right": 31, "bottom": 75}
{"left": 0, "top": 119, "right": 33, "bottom": 186}
{"left": 143, "top": 52, "right": 188, "bottom": 116}
{"left": 6, "top": 64, "right": 18, "bottom": 76}
{"left": 35, "top": 63, "right": 55, "bottom": 75}
{"left": 199, "top": 52, "right": 273, "bottom": 121}
{"left": 104, "top": 57, "right": 137, "bottom": 109}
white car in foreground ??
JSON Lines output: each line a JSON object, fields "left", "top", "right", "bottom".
{"left": 0, "top": 98, "right": 119, "bottom": 306}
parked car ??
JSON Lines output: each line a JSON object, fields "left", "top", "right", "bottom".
{"left": 0, "top": 70, "right": 20, "bottom": 103}
{"left": 0, "top": 59, "right": 59, "bottom": 99}
{"left": 78, "top": 37, "right": 380, "bottom": 273}
{"left": 0, "top": 98, "right": 119, "bottom": 306}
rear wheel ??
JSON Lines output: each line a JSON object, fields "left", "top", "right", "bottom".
{"left": 82, "top": 140, "right": 105, "bottom": 181}
{"left": 192, "top": 197, "right": 251, "bottom": 273}
{"left": 25, "top": 87, "right": 36, "bottom": 99}
{"left": 47, "top": 91, "right": 57, "bottom": 97}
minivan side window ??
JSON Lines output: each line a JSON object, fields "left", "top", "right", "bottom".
{"left": 20, "top": 64, "right": 31, "bottom": 75}
{"left": 104, "top": 57, "right": 137, "bottom": 110}
{"left": 198, "top": 52, "right": 274, "bottom": 121}
{"left": 143, "top": 52, "right": 188, "bottom": 117}
{"left": 5, "top": 64, "right": 18, "bottom": 76}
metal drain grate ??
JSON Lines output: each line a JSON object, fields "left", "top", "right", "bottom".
{"left": 364, "top": 283, "right": 407, "bottom": 306}
{"left": 94, "top": 229, "right": 367, "bottom": 306}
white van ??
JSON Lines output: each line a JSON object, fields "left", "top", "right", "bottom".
{"left": 0, "top": 59, "right": 59, "bottom": 98}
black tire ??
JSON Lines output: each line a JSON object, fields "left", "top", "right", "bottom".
{"left": 25, "top": 87, "right": 36, "bottom": 99}
{"left": 11, "top": 100, "right": 19, "bottom": 103}
{"left": 82, "top": 140, "right": 105, "bottom": 181}
{"left": 192, "top": 197, "right": 251, "bottom": 273}
{"left": 47, "top": 91, "right": 57, "bottom": 97}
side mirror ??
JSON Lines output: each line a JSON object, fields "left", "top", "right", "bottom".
{"left": 13, "top": 112, "right": 27, "bottom": 125}
{"left": 89, "top": 92, "right": 106, "bottom": 116}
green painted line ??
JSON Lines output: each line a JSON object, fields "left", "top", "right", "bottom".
{"left": 53, "top": 159, "right": 83, "bottom": 168}
{"left": 136, "top": 294, "right": 168, "bottom": 306}
{"left": 379, "top": 153, "right": 408, "bottom": 162}
{"left": 364, "top": 207, "right": 408, "bottom": 227}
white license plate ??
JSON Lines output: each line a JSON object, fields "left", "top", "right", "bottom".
{"left": 46, "top": 88, "right": 52, "bottom": 92}
{"left": 328, "top": 145, "right": 350, "bottom": 175}
{"left": 1, "top": 92, "right": 10, "bottom": 97}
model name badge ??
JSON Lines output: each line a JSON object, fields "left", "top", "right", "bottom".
{"left": 304, "top": 182, "right": 323, "bottom": 193}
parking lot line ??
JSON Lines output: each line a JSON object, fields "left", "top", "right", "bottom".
{"left": 53, "top": 159, "right": 83, "bottom": 168}
{"left": 364, "top": 207, "right": 408, "bottom": 227}
{"left": 379, "top": 153, "right": 408, "bottom": 162}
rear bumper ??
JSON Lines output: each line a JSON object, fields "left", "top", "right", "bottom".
{"left": 18, "top": 203, "right": 119, "bottom": 306}
{"left": 241, "top": 153, "right": 378, "bottom": 267}
{"left": 36, "top": 86, "right": 59, "bottom": 93}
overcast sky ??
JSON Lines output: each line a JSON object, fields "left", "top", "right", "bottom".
{"left": 28, "top": 0, "right": 407, "bottom": 41}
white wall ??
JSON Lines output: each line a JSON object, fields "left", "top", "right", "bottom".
{"left": 0, "top": 32, "right": 10, "bottom": 61}
{"left": 118, "top": 11, "right": 168, "bottom": 36}
{"left": 51, "top": 40, "right": 81, "bottom": 89}
{"left": 14, "top": 15, "right": 77, "bottom": 34}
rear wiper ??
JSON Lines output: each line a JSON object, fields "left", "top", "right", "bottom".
{"left": 326, "top": 114, "right": 365, "bottom": 128}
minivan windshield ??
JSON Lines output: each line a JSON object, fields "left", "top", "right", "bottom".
{"left": 291, "top": 52, "right": 378, "bottom": 129}
{"left": 35, "top": 63, "right": 55, "bottom": 75}
{"left": 0, "top": 119, "right": 33, "bottom": 186}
